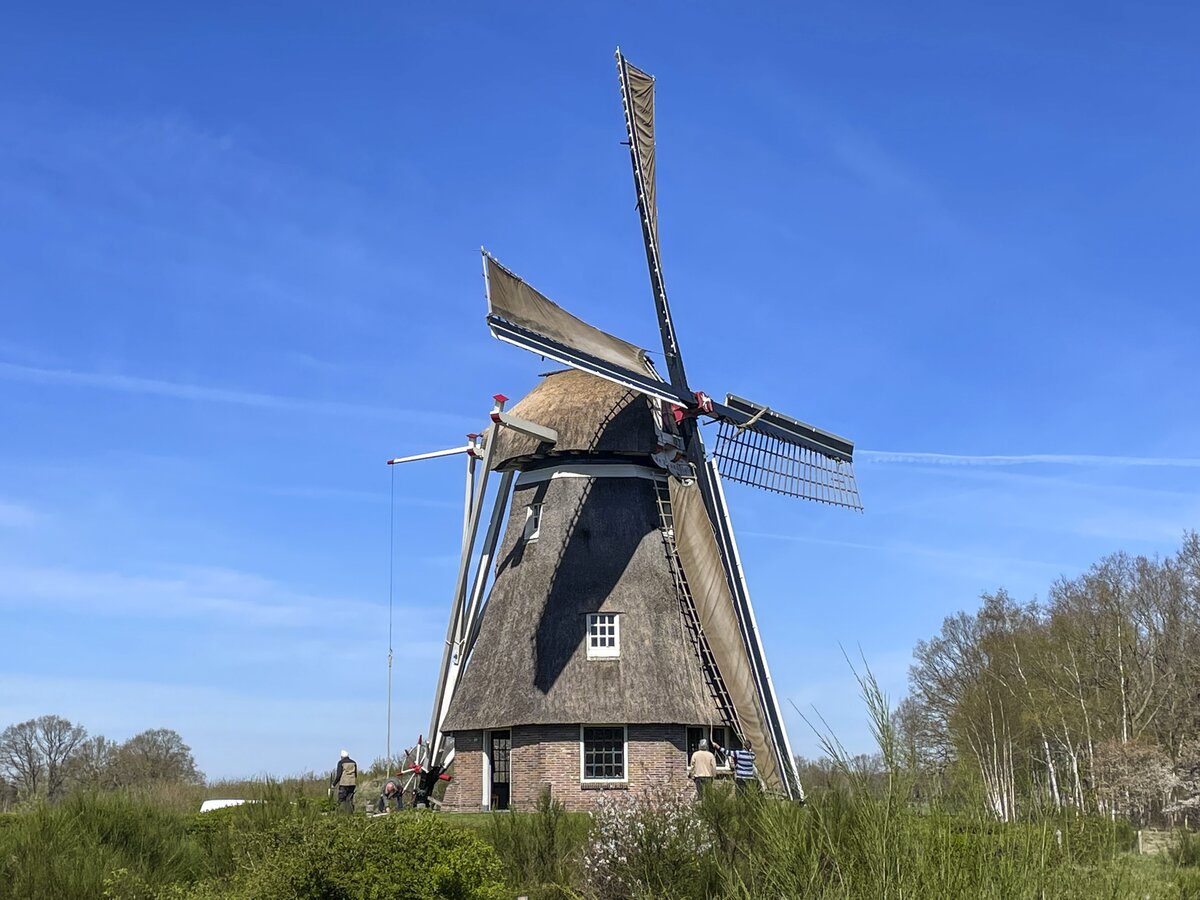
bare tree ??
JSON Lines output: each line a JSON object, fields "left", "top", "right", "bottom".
{"left": 0, "top": 719, "right": 43, "bottom": 798}
{"left": 65, "top": 735, "right": 120, "bottom": 791}
{"left": 34, "top": 715, "right": 87, "bottom": 799}
{"left": 112, "top": 728, "right": 202, "bottom": 786}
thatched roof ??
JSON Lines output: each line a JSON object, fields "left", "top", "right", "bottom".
{"left": 487, "top": 370, "right": 661, "bottom": 471}
{"left": 442, "top": 472, "right": 721, "bottom": 731}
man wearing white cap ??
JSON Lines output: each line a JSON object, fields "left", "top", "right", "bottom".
{"left": 331, "top": 750, "right": 358, "bottom": 812}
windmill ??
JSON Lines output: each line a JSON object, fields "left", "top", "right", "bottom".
{"left": 389, "top": 50, "right": 861, "bottom": 810}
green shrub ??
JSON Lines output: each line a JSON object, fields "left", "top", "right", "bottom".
{"left": 193, "top": 812, "right": 507, "bottom": 899}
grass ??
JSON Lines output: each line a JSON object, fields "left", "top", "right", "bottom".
{"left": 0, "top": 678, "right": 1195, "bottom": 900}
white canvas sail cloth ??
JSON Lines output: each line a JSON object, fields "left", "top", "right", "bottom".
{"left": 620, "top": 58, "right": 659, "bottom": 252}
{"left": 669, "top": 479, "right": 792, "bottom": 795}
{"left": 485, "top": 256, "right": 656, "bottom": 378}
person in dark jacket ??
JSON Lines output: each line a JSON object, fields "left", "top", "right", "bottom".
{"left": 331, "top": 750, "right": 358, "bottom": 812}
{"left": 378, "top": 777, "right": 404, "bottom": 812}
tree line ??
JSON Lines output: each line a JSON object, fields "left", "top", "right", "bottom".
{"left": 896, "top": 532, "right": 1200, "bottom": 825}
{"left": 0, "top": 715, "right": 201, "bottom": 807}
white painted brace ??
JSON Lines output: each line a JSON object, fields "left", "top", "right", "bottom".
{"left": 515, "top": 462, "right": 666, "bottom": 486}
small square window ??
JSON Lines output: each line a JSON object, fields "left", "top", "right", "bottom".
{"left": 524, "top": 503, "right": 542, "bottom": 542}
{"left": 581, "top": 725, "right": 626, "bottom": 781}
{"left": 586, "top": 613, "right": 620, "bottom": 659}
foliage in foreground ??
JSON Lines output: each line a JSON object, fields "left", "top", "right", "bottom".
{"left": 2, "top": 779, "right": 1199, "bottom": 899}
{"left": 0, "top": 792, "right": 506, "bottom": 900}
{"left": 179, "top": 813, "right": 507, "bottom": 900}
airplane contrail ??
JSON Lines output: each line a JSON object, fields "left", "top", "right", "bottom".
{"left": 859, "top": 450, "right": 1200, "bottom": 469}
{"left": 0, "top": 360, "right": 469, "bottom": 425}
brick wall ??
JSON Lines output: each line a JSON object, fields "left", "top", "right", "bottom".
{"left": 448, "top": 723, "right": 692, "bottom": 813}
{"left": 513, "top": 723, "right": 690, "bottom": 812}
{"left": 442, "top": 730, "right": 483, "bottom": 812}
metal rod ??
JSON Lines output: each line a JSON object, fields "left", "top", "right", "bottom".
{"left": 462, "top": 445, "right": 477, "bottom": 554}
{"left": 386, "top": 464, "right": 395, "bottom": 771}
{"left": 387, "top": 445, "right": 473, "bottom": 465}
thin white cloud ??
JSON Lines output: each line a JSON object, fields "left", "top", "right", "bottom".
{"left": 860, "top": 450, "right": 1200, "bottom": 469}
{"left": 0, "top": 360, "right": 470, "bottom": 425}
{"left": 0, "top": 499, "right": 44, "bottom": 528}
{"left": 741, "top": 530, "right": 1070, "bottom": 576}
{"left": 0, "top": 561, "right": 398, "bottom": 628}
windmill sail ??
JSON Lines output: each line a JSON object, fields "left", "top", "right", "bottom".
{"left": 485, "top": 253, "right": 653, "bottom": 377}
{"left": 714, "top": 426, "right": 862, "bottom": 510}
{"left": 618, "top": 56, "right": 658, "bottom": 252}
{"left": 711, "top": 396, "right": 862, "bottom": 510}
{"left": 669, "top": 478, "right": 800, "bottom": 797}
{"left": 484, "top": 252, "right": 692, "bottom": 408}
{"left": 616, "top": 50, "right": 688, "bottom": 390}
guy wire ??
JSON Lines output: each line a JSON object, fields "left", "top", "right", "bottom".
{"left": 387, "top": 463, "right": 395, "bottom": 768}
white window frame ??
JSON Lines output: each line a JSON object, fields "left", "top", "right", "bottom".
{"left": 523, "top": 503, "right": 542, "bottom": 542}
{"left": 579, "top": 724, "right": 628, "bottom": 783}
{"left": 586, "top": 612, "right": 620, "bottom": 659}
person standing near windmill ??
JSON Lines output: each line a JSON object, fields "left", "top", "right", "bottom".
{"left": 715, "top": 740, "right": 757, "bottom": 796}
{"left": 330, "top": 749, "right": 358, "bottom": 813}
{"left": 688, "top": 738, "right": 718, "bottom": 799}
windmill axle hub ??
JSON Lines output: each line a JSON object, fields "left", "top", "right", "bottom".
{"left": 672, "top": 390, "right": 715, "bottom": 425}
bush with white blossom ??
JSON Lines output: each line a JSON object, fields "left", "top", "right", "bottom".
{"left": 580, "top": 779, "right": 712, "bottom": 899}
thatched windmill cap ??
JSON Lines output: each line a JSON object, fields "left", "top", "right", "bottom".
{"left": 487, "top": 369, "right": 661, "bottom": 470}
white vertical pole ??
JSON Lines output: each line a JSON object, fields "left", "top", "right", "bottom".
{"left": 427, "top": 415, "right": 500, "bottom": 768}
{"left": 462, "top": 436, "right": 478, "bottom": 550}
{"left": 460, "top": 470, "right": 515, "bottom": 654}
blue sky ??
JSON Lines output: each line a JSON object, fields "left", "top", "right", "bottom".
{"left": 2, "top": 2, "right": 1198, "bottom": 780}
